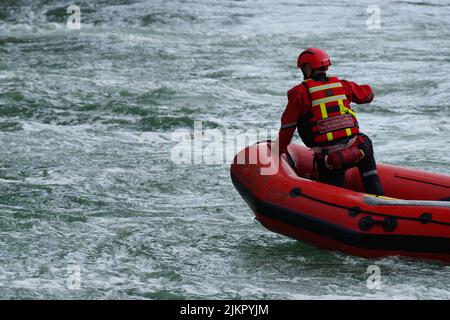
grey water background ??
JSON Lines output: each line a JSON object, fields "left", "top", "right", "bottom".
{"left": 0, "top": 0, "right": 449, "bottom": 299}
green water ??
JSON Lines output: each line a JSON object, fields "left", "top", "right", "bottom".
{"left": 0, "top": 0, "right": 449, "bottom": 299}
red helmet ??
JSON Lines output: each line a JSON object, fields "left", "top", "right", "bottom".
{"left": 297, "top": 48, "right": 331, "bottom": 70}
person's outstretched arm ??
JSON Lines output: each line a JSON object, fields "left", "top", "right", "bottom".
{"left": 340, "top": 80, "right": 374, "bottom": 104}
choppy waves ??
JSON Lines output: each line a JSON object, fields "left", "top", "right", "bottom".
{"left": 0, "top": 0, "right": 450, "bottom": 299}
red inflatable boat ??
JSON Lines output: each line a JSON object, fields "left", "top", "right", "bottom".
{"left": 230, "top": 141, "right": 450, "bottom": 263}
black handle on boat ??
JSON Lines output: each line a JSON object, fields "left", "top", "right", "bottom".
{"left": 359, "top": 216, "right": 398, "bottom": 232}
{"left": 286, "top": 151, "right": 299, "bottom": 176}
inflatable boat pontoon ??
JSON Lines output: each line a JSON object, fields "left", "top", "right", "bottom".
{"left": 231, "top": 141, "right": 450, "bottom": 263}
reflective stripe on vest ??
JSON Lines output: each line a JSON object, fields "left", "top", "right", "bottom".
{"left": 338, "top": 99, "right": 353, "bottom": 137}
{"left": 311, "top": 94, "right": 347, "bottom": 106}
{"left": 318, "top": 103, "right": 334, "bottom": 141}
{"left": 308, "top": 82, "right": 342, "bottom": 93}
{"left": 304, "top": 77, "right": 359, "bottom": 144}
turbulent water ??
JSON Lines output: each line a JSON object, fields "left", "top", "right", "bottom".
{"left": 0, "top": 0, "right": 450, "bottom": 299}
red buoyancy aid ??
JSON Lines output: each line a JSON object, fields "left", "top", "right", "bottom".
{"left": 303, "top": 76, "right": 359, "bottom": 145}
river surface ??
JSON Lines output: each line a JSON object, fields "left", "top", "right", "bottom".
{"left": 0, "top": 0, "right": 450, "bottom": 299}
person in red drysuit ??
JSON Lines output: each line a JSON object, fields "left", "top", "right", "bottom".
{"left": 276, "top": 48, "right": 384, "bottom": 195}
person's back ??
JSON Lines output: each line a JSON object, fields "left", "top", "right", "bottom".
{"left": 276, "top": 48, "right": 384, "bottom": 195}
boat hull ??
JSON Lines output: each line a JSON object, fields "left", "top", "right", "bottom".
{"left": 231, "top": 142, "right": 450, "bottom": 262}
